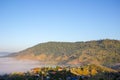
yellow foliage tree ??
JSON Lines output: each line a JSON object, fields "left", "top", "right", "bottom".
{"left": 91, "top": 69, "right": 98, "bottom": 76}
{"left": 83, "top": 69, "right": 90, "bottom": 76}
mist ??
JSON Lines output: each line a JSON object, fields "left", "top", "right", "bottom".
{"left": 0, "top": 57, "right": 40, "bottom": 75}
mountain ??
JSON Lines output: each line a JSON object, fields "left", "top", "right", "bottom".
{"left": 9, "top": 39, "right": 120, "bottom": 66}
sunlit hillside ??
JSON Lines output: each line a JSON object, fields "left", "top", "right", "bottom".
{"left": 9, "top": 39, "right": 120, "bottom": 66}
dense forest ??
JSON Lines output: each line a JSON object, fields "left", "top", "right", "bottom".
{"left": 10, "top": 39, "right": 120, "bottom": 66}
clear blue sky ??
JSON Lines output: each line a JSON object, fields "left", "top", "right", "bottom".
{"left": 0, "top": 0, "right": 120, "bottom": 52}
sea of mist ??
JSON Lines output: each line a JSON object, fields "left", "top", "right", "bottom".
{"left": 0, "top": 57, "right": 41, "bottom": 75}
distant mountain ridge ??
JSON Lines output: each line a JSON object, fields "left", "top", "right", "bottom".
{"left": 9, "top": 39, "right": 120, "bottom": 66}
{"left": 0, "top": 52, "right": 11, "bottom": 57}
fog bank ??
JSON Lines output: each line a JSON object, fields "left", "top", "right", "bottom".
{"left": 0, "top": 57, "right": 40, "bottom": 74}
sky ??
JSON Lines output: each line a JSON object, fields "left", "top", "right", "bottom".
{"left": 0, "top": 0, "right": 120, "bottom": 52}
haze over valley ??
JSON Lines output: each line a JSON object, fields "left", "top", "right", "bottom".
{"left": 0, "top": 39, "right": 119, "bottom": 74}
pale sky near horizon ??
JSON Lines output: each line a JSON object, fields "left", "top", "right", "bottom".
{"left": 0, "top": 0, "right": 120, "bottom": 52}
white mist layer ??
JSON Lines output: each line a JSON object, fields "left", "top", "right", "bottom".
{"left": 0, "top": 57, "right": 40, "bottom": 74}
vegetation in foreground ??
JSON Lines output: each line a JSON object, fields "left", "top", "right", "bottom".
{"left": 0, "top": 64, "right": 120, "bottom": 80}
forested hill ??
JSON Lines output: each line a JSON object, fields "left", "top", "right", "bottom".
{"left": 11, "top": 39, "right": 120, "bottom": 66}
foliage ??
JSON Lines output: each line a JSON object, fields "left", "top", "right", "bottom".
{"left": 12, "top": 39, "right": 120, "bottom": 66}
{"left": 0, "top": 65, "right": 120, "bottom": 80}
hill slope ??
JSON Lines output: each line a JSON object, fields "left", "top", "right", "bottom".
{"left": 10, "top": 39, "right": 120, "bottom": 66}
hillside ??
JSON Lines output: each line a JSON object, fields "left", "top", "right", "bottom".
{"left": 10, "top": 39, "right": 120, "bottom": 66}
